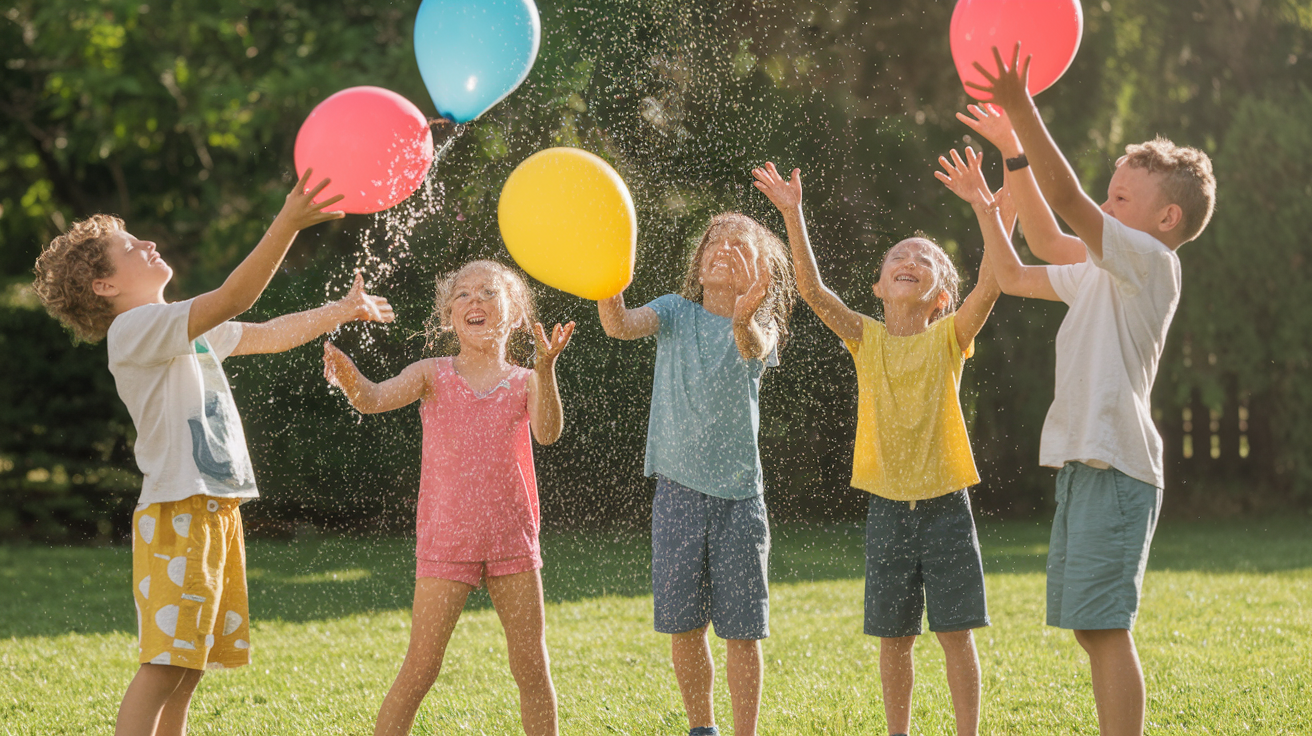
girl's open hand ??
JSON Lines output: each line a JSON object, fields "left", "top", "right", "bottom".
{"left": 935, "top": 147, "right": 991, "bottom": 205}
{"left": 957, "top": 103, "right": 1021, "bottom": 158}
{"left": 533, "top": 321, "right": 576, "bottom": 368}
{"left": 337, "top": 272, "right": 395, "bottom": 324}
{"left": 278, "top": 168, "right": 347, "bottom": 231}
{"left": 751, "top": 162, "right": 802, "bottom": 213}
{"left": 730, "top": 244, "right": 770, "bottom": 324}
{"left": 966, "top": 43, "right": 1033, "bottom": 111}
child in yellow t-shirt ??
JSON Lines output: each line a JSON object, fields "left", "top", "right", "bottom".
{"left": 754, "top": 150, "right": 1009, "bottom": 736}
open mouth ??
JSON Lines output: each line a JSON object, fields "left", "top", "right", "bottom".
{"left": 465, "top": 314, "right": 487, "bottom": 326}
{"left": 894, "top": 274, "right": 919, "bottom": 283}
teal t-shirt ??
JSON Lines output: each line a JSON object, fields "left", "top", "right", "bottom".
{"left": 642, "top": 294, "right": 778, "bottom": 500}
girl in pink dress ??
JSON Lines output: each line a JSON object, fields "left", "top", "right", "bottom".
{"left": 323, "top": 260, "right": 574, "bottom": 736}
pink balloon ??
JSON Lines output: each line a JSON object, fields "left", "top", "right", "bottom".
{"left": 294, "top": 87, "right": 435, "bottom": 215}
{"left": 950, "top": 0, "right": 1083, "bottom": 100}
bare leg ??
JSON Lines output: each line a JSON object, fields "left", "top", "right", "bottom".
{"left": 725, "top": 638, "right": 763, "bottom": 736}
{"left": 487, "top": 570, "right": 558, "bottom": 736}
{"left": 115, "top": 664, "right": 198, "bottom": 736}
{"left": 1074, "top": 629, "right": 1145, "bottom": 736}
{"left": 670, "top": 626, "right": 715, "bottom": 730}
{"left": 374, "top": 577, "right": 473, "bottom": 736}
{"left": 154, "top": 668, "right": 204, "bottom": 736}
{"left": 879, "top": 636, "right": 917, "bottom": 735}
{"left": 936, "top": 630, "right": 980, "bottom": 736}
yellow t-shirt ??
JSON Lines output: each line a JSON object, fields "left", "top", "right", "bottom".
{"left": 844, "top": 314, "right": 980, "bottom": 501}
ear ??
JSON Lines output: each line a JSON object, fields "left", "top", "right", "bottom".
{"left": 91, "top": 277, "right": 118, "bottom": 298}
{"left": 1158, "top": 203, "right": 1184, "bottom": 234}
{"left": 871, "top": 281, "right": 883, "bottom": 300}
{"left": 936, "top": 289, "right": 951, "bottom": 313}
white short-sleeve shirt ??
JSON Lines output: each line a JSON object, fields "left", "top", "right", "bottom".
{"left": 106, "top": 300, "right": 257, "bottom": 504}
{"left": 1041, "top": 213, "right": 1181, "bottom": 489}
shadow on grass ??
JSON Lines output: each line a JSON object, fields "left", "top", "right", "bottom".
{"left": 1, "top": 517, "right": 1308, "bottom": 639}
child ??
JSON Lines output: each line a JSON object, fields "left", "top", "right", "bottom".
{"left": 597, "top": 213, "right": 795, "bottom": 736}
{"left": 322, "top": 260, "right": 574, "bottom": 736}
{"left": 753, "top": 154, "right": 1009, "bottom": 736}
{"left": 30, "top": 170, "right": 392, "bottom": 736}
{"left": 961, "top": 45, "right": 1217, "bottom": 736}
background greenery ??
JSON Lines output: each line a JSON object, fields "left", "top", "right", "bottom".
{"left": 3, "top": 0, "right": 1311, "bottom": 540}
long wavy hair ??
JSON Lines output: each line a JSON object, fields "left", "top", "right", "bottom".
{"left": 422, "top": 260, "right": 537, "bottom": 365}
{"left": 679, "top": 212, "right": 796, "bottom": 353}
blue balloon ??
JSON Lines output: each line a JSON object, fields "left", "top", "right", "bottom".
{"left": 413, "top": 0, "right": 541, "bottom": 124}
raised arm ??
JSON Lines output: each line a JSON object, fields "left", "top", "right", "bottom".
{"left": 957, "top": 103, "right": 1086, "bottom": 265}
{"left": 968, "top": 44, "right": 1106, "bottom": 259}
{"left": 188, "top": 170, "right": 345, "bottom": 341}
{"left": 752, "top": 163, "right": 862, "bottom": 342}
{"left": 231, "top": 273, "right": 393, "bottom": 356}
{"left": 936, "top": 147, "right": 1060, "bottom": 302}
{"left": 527, "top": 321, "right": 575, "bottom": 445}
{"left": 323, "top": 342, "right": 428, "bottom": 414}
{"left": 727, "top": 244, "right": 779, "bottom": 362}
{"left": 597, "top": 291, "right": 659, "bottom": 340}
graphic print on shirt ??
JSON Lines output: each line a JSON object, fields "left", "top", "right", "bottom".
{"left": 188, "top": 338, "right": 255, "bottom": 494}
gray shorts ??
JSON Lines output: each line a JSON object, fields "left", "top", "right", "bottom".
{"left": 864, "top": 490, "right": 989, "bottom": 638}
{"left": 651, "top": 476, "right": 770, "bottom": 640}
{"left": 1047, "top": 462, "right": 1162, "bottom": 630}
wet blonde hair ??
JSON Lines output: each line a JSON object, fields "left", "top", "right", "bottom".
{"left": 423, "top": 260, "right": 537, "bottom": 365}
{"left": 31, "top": 214, "right": 124, "bottom": 343}
{"left": 680, "top": 212, "right": 796, "bottom": 352}
{"left": 878, "top": 237, "right": 961, "bottom": 325}
{"left": 1119, "top": 136, "right": 1216, "bottom": 243}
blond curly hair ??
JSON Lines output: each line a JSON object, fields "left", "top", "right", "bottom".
{"left": 422, "top": 260, "right": 538, "bottom": 365}
{"left": 1120, "top": 136, "right": 1217, "bottom": 243}
{"left": 680, "top": 212, "right": 797, "bottom": 352}
{"left": 32, "top": 215, "right": 124, "bottom": 343}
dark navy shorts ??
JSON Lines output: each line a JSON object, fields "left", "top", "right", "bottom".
{"left": 864, "top": 490, "right": 989, "bottom": 638}
{"left": 651, "top": 476, "right": 770, "bottom": 640}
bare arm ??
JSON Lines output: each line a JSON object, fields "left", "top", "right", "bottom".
{"left": 968, "top": 45, "right": 1105, "bottom": 258}
{"left": 728, "top": 244, "right": 780, "bottom": 361}
{"left": 957, "top": 103, "right": 1086, "bottom": 265}
{"left": 527, "top": 322, "right": 575, "bottom": 445}
{"left": 188, "top": 170, "right": 345, "bottom": 341}
{"left": 231, "top": 273, "right": 393, "bottom": 356}
{"left": 323, "top": 342, "right": 429, "bottom": 414}
{"left": 752, "top": 163, "right": 863, "bottom": 342}
{"left": 598, "top": 291, "right": 659, "bottom": 340}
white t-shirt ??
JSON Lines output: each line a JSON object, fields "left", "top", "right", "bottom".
{"left": 107, "top": 300, "right": 258, "bottom": 504}
{"left": 1041, "top": 213, "right": 1181, "bottom": 489}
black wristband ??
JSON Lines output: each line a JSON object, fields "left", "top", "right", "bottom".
{"left": 1005, "top": 153, "right": 1029, "bottom": 171}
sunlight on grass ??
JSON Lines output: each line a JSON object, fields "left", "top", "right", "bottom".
{"left": 1, "top": 519, "right": 1309, "bottom": 734}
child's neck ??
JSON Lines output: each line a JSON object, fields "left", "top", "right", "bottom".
{"left": 700, "top": 283, "right": 736, "bottom": 319}
{"left": 882, "top": 299, "right": 936, "bottom": 337}
{"left": 111, "top": 289, "right": 167, "bottom": 318}
{"left": 453, "top": 339, "right": 510, "bottom": 377}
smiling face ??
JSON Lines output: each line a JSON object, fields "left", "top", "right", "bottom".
{"left": 93, "top": 230, "right": 173, "bottom": 310}
{"left": 1102, "top": 162, "right": 1171, "bottom": 236}
{"left": 447, "top": 264, "right": 518, "bottom": 350}
{"left": 873, "top": 238, "right": 951, "bottom": 314}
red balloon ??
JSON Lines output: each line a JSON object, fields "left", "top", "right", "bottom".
{"left": 950, "top": 0, "right": 1083, "bottom": 100}
{"left": 294, "top": 87, "right": 435, "bottom": 214}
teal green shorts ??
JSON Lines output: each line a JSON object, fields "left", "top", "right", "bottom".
{"left": 1046, "top": 462, "right": 1162, "bottom": 630}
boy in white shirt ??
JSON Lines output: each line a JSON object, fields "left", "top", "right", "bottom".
{"left": 957, "top": 46, "right": 1216, "bottom": 736}
{"left": 32, "top": 171, "right": 393, "bottom": 736}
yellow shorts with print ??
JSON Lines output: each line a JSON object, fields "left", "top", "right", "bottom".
{"left": 132, "top": 496, "right": 250, "bottom": 670}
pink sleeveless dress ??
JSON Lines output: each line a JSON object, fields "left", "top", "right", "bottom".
{"left": 415, "top": 357, "right": 539, "bottom": 564}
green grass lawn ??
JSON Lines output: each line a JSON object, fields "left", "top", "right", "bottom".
{"left": 2, "top": 518, "right": 1309, "bottom": 734}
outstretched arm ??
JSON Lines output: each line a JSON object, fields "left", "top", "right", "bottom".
{"left": 188, "top": 170, "right": 345, "bottom": 341}
{"left": 232, "top": 273, "right": 394, "bottom": 356}
{"left": 968, "top": 44, "right": 1106, "bottom": 259}
{"left": 752, "top": 163, "right": 862, "bottom": 343}
{"left": 598, "top": 291, "right": 659, "bottom": 340}
{"left": 937, "top": 147, "right": 1060, "bottom": 302}
{"left": 323, "top": 342, "right": 428, "bottom": 414}
{"left": 528, "top": 321, "right": 575, "bottom": 445}
{"left": 957, "top": 103, "right": 1086, "bottom": 265}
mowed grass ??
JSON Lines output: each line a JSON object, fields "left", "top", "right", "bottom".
{"left": 2, "top": 517, "right": 1309, "bottom": 735}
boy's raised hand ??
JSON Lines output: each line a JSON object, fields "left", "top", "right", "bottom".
{"left": 277, "top": 169, "right": 347, "bottom": 232}
{"left": 751, "top": 162, "right": 802, "bottom": 213}
{"left": 957, "top": 103, "right": 1022, "bottom": 158}
{"left": 533, "top": 321, "right": 576, "bottom": 368}
{"left": 966, "top": 43, "right": 1033, "bottom": 112}
{"left": 935, "top": 147, "right": 992, "bottom": 206}
{"left": 336, "top": 272, "right": 395, "bottom": 325}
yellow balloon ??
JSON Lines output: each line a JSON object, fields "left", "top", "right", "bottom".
{"left": 498, "top": 147, "right": 637, "bottom": 301}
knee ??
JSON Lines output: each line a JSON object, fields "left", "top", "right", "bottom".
{"left": 935, "top": 629, "right": 975, "bottom": 652}
{"left": 881, "top": 635, "right": 917, "bottom": 655}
